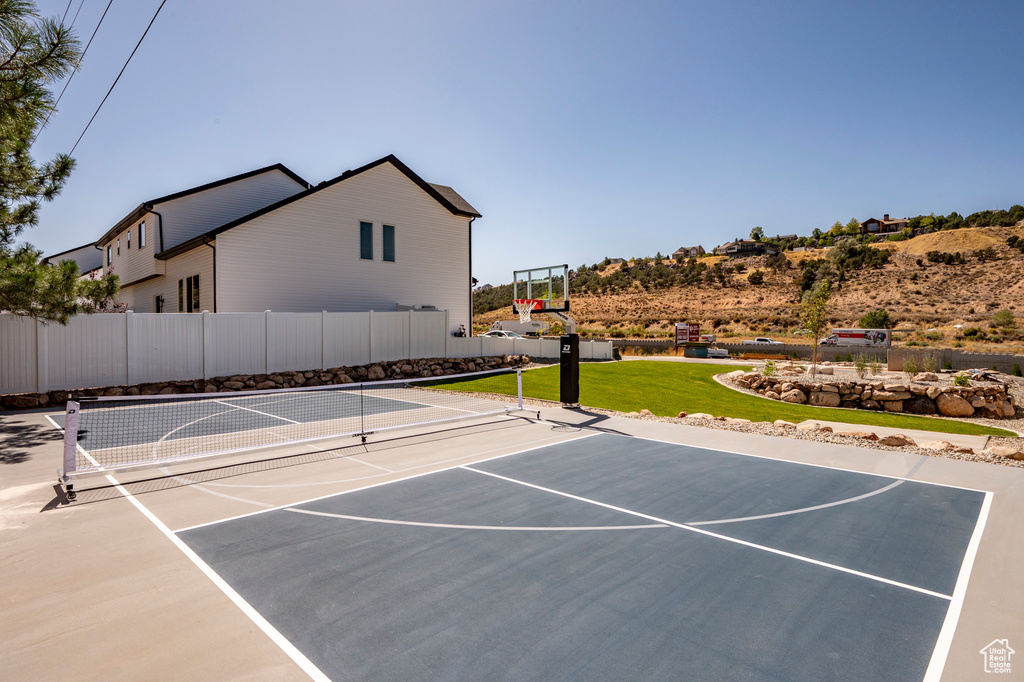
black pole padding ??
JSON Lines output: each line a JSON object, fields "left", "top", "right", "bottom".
{"left": 560, "top": 333, "right": 580, "bottom": 407}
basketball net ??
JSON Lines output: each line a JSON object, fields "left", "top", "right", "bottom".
{"left": 513, "top": 300, "right": 533, "bottom": 323}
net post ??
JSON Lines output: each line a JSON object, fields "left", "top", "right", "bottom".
{"left": 61, "top": 400, "right": 80, "bottom": 500}
{"left": 516, "top": 367, "right": 523, "bottom": 410}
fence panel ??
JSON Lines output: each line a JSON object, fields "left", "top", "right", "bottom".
{"left": 0, "top": 315, "right": 38, "bottom": 394}
{"left": 447, "top": 337, "right": 483, "bottom": 358}
{"left": 267, "top": 312, "right": 323, "bottom": 374}
{"left": 370, "top": 312, "right": 409, "bottom": 363}
{"left": 410, "top": 311, "right": 447, "bottom": 359}
{"left": 324, "top": 312, "right": 370, "bottom": 368}
{"left": 204, "top": 313, "right": 266, "bottom": 378}
{"left": 43, "top": 314, "right": 128, "bottom": 391}
{"left": 130, "top": 313, "right": 204, "bottom": 384}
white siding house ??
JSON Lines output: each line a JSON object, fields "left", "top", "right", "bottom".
{"left": 160, "top": 155, "right": 480, "bottom": 332}
{"left": 93, "top": 164, "right": 310, "bottom": 313}
{"left": 72, "top": 155, "right": 480, "bottom": 332}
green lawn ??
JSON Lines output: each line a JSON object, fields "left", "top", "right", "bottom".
{"left": 432, "top": 361, "right": 1014, "bottom": 437}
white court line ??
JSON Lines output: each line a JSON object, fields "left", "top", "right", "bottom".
{"left": 923, "top": 490, "right": 994, "bottom": 681}
{"left": 616, "top": 432, "right": 991, "bottom": 495}
{"left": 286, "top": 507, "right": 665, "bottom": 531}
{"left": 44, "top": 416, "right": 330, "bottom": 681}
{"left": 212, "top": 399, "right": 301, "bottom": 424}
{"left": 172, "top": 431, "right": 601, "bottom": 533}
{"left": 345, "top": 456, "right": 395, "bottom": 473}
{"left": 688, "top": 479, "right": 905, "bottom": 526}
{"left": 462, "top": 465, "right": 953, "bottom": 601}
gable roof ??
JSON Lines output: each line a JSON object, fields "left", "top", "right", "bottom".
{"left": 42, "top": 242, "right": 100, "bottom": 263}
{"left": 97, "top": 163, "right": 310, "bottom": 246}
{"left": 156, "top": 154, "right": 481, "bottom": 260}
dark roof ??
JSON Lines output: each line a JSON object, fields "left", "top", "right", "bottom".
{"left": 156, "top": 154, "right": 481, "bottom": 260}
{"left": 42, "top": 242, "right": 100, "bottom": 263}
{"left": 97, "top": 164, "right": 310, "bottom": 246}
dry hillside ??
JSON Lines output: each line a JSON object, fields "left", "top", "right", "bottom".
{"left": 476, "top": 225, "right": 1024, "bottom": 353}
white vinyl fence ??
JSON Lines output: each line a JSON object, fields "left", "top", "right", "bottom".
{"left": 0, "top": 311, "right": 612, "bottom": 394}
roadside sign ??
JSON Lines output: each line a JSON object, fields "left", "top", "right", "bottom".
{"left": 675, "top": 323, "right": 700, "bottom": 345}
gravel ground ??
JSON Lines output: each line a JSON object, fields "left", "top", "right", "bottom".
{"left": 478, "top": 362, "right": 1024, "bottom": 469}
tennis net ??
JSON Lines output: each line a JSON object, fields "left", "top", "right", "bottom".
{"left": 61, "top": 367, "right": 524, "bottom": 484}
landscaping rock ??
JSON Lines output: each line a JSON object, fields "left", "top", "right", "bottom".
{"left": 981, "top": 446, "right": 1024, "bottom": 460}
{"left": 780, "top": 389, "right": 807, "bottom": 404}
{"left": 878, "top": 434, "right": 916, "bottom": 447}
{"left": 926, "top": 386, "right": 942, "bottom": 400}
{"left": 935, "top": 393, "right": 974, "bottom": 417}
{"left": 913, "top": 373, "right": 939, "bottom": 382}
{"left": 640, "top": 409, "right": 654, "bottom": 416}
{"left": 837, "top": 431, "right": 878, "bottom": 440}
{"left": 676, "top": 411, "right": 688, "bottom": 418}
{"left": 809, "top": 391, "right": 841, "bottom": 407}
{"left": 903, "top": 396, "right": 937, "bottom": 415}
{"left": 920, "top": 440, "right": 956, "bottom": 451}
{"left": 882, "top": 401, "right": 904, "bottom": 412}
{"left": 773, "top": 420, "right": 796, "bottom": 428}
{"left": 859, "top": 399, "right": 881, "bottom": 410}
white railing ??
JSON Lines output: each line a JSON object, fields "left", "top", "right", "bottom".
{"left": 0, "top": 311, "right": 613, "bottom": 394}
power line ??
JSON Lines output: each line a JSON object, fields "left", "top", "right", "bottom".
{"left": 34, "top": 0, "right": 115, "bottom": 142}
{"left": 69, "top": 0, "right": 168, "bottom": 156}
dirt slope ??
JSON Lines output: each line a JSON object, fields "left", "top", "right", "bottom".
{"left": 476, "top": 225, "right": 1024, "bottom": 352}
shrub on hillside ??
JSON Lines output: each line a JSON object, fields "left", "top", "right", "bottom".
{"left": 747, "top": 269, "right": 764, "bottom": 285}
{"left": 858, "top": 309, "right": 893, "bottom": 329}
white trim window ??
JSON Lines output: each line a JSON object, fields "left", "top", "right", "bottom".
{"left": 139, "top": 221, "right": 146, "bottom": 248}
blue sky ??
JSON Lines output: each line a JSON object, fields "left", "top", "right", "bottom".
{"left": 29, "top": 0, "right": 1024, "bottom": 286}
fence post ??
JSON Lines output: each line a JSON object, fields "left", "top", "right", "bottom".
{"left": 444, "top": 309, "right": 450, "bottom": 358}
{"left": 265, "top": 310, "right": 271, "bottom": 374}
{"left": 125, "top": 310, "right": 135, "bottom": 386}
{"left": 368, "top": 310, "right": 374, "bottom": 364}
{"left": 321, "top": 310, "right": 327, "bottom": 371}
{"left": 202, "top": 311, "right": 211, "bottom": 380}
{"left": 35, "top": 317, "right": 46, "bottom": 393}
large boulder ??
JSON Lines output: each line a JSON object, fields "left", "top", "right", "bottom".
{"left": 367, "top": 364, "right": 386, "bottom": 380}
{"left": 925, "top": 386, "right": 942, "bottom": 400}
{"left": 773, "top": 419, "right": 797, "bottom": 428}
{"left": 809, "top": 391, "right": 841, "bottom": 407}
{"left": 872, "top": 390, "right": 912, "bottom": 401}
{"left": 981, "top": 446, "right": 1024, "bottom": 460}
{"left": 882, "top": 400, "right": 903, "bottom": 412}
{"left": 903, "top": 396, "right": 937, "bottom": 415}
{"left": 935, "top": 393, "right": 974, "bottom": 417}
{"left": 913, "top": 372, "right": 938, "bottom": 382}
{"left": 859, "top": 399, "right": 881, "bottom": 410}
{"left": 878, "top": 434, "right": 916, "bottom": 447}
{"left": 781, "top": 389, "right": 807, "bottom": 404}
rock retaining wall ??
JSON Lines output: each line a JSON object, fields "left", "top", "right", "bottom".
{"left": 733, "top": 371, "right": 1016, "bottom": 419}
{"left": 1, "top": 355, "right": 528, "bottom": 410}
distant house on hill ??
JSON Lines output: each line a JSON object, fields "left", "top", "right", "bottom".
{"left": 774, "top": 234, "right": 798, "bottom": 242}
{"left": 672, "top": 245, "right": 705, "bottom": 259}
{"left": 715, "top": 240, "right": 779, "bottom": 258}
{"left": 859, "top": 214, "right": 908, "bottom": 236}
{"left": 605, "top": 257, "right": 626, "bottom": 264}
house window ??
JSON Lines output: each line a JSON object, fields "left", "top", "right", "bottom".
{"left": 155, "top": 295, "right": 164, "bottom": 313}
{"left": 139, "top": 221, "right": 146, "bottom": 248}
{"left": 126, "top": 230, "right": 131, "bottom": 250}
{"left": 106, "top": 245, "right": 112, "bottom": 265}
{"left": 383, "top": 224, "right": 395, "bottom": 262}
{"left": 116, "top": 238, "right": 120, "bottom": 255}
{"left": 360, "top": 221, "right": 373, "bottom": 260}
{"left": 178, "top": 275, "right": 200, "bottom": 312}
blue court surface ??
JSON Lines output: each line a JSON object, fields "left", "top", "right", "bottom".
{"left": 175, "top": 433, "right": 985, "bottom": 681}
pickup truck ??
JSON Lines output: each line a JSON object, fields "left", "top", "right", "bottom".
{"left": 741, "top": 337, "right": 784, "bottom": 345}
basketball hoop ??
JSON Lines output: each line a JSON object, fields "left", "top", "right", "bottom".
{"left": 513, "top": 299, "right": 541, "bottom": 323}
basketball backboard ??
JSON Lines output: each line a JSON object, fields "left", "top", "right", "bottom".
{"left": 512, "top": 264, "right": 569, "bottom": 313}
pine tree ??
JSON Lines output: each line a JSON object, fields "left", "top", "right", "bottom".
{"left": 1, "top": 1, "right": 118, "bottom": 322}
